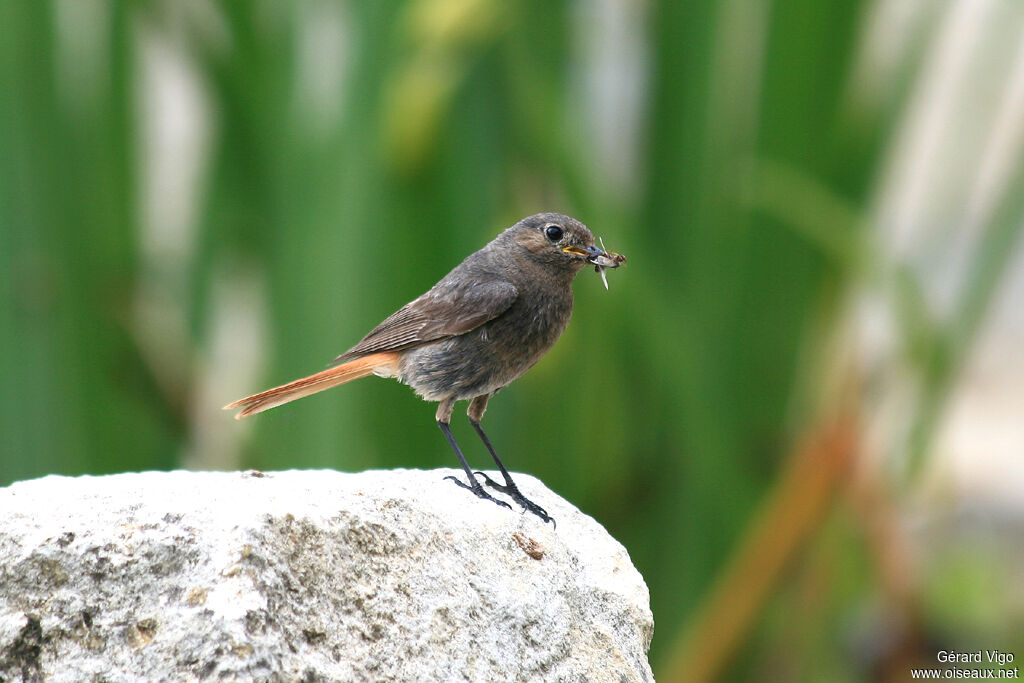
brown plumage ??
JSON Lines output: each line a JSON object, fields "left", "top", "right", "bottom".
{"left": 224, "top": 213, "right": 624, "bottom": 523}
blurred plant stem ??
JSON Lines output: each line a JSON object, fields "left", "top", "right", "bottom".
{"left": 661, "top": 413, "right": 858, "bottom": 683}
{"left": 688, "top": 148, "right": 1024, "bottom": 681}
{"left": 905, "top": 157, "right": 1024, "bottom": 478}
{"left": 747, "top": 157, "right": 1024, "bottom": 481}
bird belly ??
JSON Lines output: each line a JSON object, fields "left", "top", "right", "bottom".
{"left": 395, "top": 336, "right": 527, "bottom": 401}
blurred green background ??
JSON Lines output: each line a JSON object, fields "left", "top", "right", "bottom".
{"left": 3, "top": 1, "right": 1024, "bottom": 680}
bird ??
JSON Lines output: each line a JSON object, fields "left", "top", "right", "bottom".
{"left": 225, "top": 213, "right": 624, "bottom": 524}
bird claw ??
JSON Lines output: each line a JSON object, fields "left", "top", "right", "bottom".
{"left": 472, "top": 470, "right": 502, "bottom": 488}
{"left": 473, "top": 471, "right": 555, "bottom": 527}
{"left": 445, "top": 475, "right": 513, "bottom": 511}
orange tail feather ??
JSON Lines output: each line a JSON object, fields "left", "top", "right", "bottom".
{"left": 224, "top": 351, "right": 400, "bottom": 419}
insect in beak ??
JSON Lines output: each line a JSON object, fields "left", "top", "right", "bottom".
{"left": 591, "top": 238, "right": 626, "bottom": 290}
{"left": 561, "top": 239, "right": 626, "bottom": 289}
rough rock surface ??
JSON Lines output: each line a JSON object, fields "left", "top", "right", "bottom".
{"left": 0, "top": 469, "right": 653, "bottom": 682}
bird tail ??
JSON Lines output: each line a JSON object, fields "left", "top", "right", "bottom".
{"left": 223, "top": 351, "right": 400, "bottom": 419}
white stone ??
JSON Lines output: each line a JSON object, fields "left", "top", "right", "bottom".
{"left": 0, "top": 469, "right": 653, "bottom": 682}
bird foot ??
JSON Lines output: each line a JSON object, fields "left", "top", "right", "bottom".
{"left": 474, "top": 471, "right": 555, "bottom": 527}
{"left": 444, "top": 475, "right": 512, "bottom": 511}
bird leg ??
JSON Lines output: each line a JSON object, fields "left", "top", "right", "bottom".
{"left": 468, "top": 416, "right": 554, "bottom": 526}
{"left": 437, "top": 420, "right": 512, "bottom": 512}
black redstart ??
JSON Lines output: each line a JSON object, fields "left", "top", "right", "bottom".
{"left": 225, "top": 213, "right": 624, "bottom": 523}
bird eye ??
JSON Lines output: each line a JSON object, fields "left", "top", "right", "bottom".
{"left": 544, "top": 225, "right": 564, "bottom": 241}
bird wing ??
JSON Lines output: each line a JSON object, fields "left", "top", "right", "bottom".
{"left": 332, "top": 278, "right": 519, "bottom": 363}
